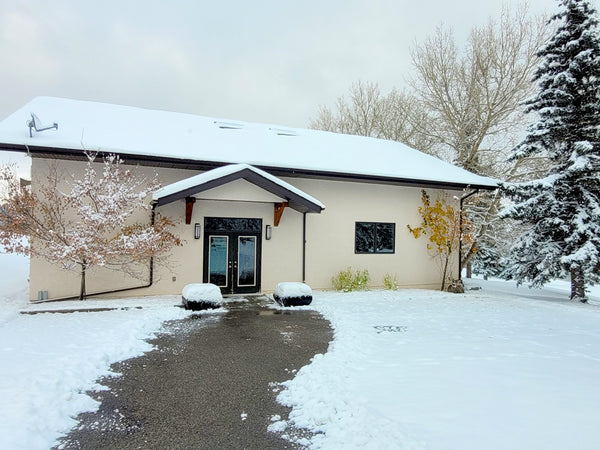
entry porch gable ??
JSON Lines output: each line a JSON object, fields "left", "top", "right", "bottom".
{"left": 152, "top": 163, "right": 325, "bottom": 214}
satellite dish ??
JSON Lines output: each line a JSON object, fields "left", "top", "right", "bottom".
{"left": 27, "top": 112, "right": 58, "bottom": 137}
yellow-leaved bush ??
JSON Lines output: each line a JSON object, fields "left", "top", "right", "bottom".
{"left": 407, "top": 190, "right": 474, "bottom": 290}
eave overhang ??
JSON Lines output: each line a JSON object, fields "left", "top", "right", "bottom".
{"left": 0, "top": 143, "right": 499, "bottom": 192}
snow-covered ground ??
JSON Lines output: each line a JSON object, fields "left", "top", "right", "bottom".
{"left": 0, "top": 251, "right": 29, "bottom": 324}
{"left": 0, "top": 254, "right": 194, "bottom": 449}
{"left": 274, "top": 281, "right": 600, "bottom": 449}
{"left": 0, "top": 302, "right": 191, "bottom": 449}
{"left": 3, "top": 250, "right": 600, "bottom": 449}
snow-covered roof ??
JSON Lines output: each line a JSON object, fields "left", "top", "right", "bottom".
{"left": 153, "top": 163, "right": 325, "bottom": 213}
{"left": 0, "top": 97, "right": 498, "bottom": 190}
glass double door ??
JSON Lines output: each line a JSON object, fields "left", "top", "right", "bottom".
{"left": 203, "top": 218, "right": 262, "bottom": 294}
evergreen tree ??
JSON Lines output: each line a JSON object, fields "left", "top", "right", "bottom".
{"left": 502, "top": 0, "right": 600, "bottom": 302}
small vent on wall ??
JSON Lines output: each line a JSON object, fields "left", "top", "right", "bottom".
{"left": 269, "top": 127, "right": 297, "bottom": 136}
{"left": 214, "top": 121, "right": 244, "bottom": 130}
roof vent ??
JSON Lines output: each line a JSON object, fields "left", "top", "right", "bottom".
{"left": 269, "top": 127, "right": 297, "bottom": 136}
{"left": 27, "top": 113, "right": 58, "bottom": 137}
{"left": 214, "top": 120, "right": 244, "bottom": 130}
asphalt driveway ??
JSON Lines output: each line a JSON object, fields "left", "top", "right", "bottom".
{"left": 55, "top": 296, "right": 332, "bottom": 449}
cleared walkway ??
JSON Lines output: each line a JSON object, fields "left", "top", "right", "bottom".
{"left": 56, "top": 297, "right": 332, "bottom": 449}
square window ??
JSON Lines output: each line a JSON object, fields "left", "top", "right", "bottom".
{"left": 355, "top": 222, "right": 395, "bottom": 254}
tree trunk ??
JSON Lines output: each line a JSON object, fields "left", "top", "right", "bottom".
{"left": 570, "top": 265, "right": 587, "bottom": 303}
{"left": 441, "top": 255, "right": 449, "bottom": 291}
{"left": 466, "top": 262, "right": 472, "bottom": 279}
{"left": 79, "top": 262, "right": 86, "bottom": 301}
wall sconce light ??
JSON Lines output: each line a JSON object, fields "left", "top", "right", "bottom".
{"left": 265, "top": 225, "right": 272, "bottom": 240}
{"left": 194, "top": 223, "right": 201, "bottom": 239}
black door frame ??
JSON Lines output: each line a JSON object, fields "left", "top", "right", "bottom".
{"left": 203, "top": 218, "right": 262, "bottom": 295}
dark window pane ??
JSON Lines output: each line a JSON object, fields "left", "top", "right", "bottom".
{"left": 376, "top": 223, "right": 395, "bottom": 253}
{"left": 205, "top": 217, "right": 261, "bottom": 232}
{"left": 355, "top": 222, "right": 375, "bottom": 253}
{"left": 238, "top": 236, "right": 256, "bottom": 286}
{"left": 208, "top": 236, "right": 228, "bottom": 286}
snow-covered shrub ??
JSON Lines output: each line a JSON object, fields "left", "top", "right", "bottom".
{"left": 383, "top": 273, "right": 400, "bottom": 290}
{"left": 273, "top": 282, "right": 313, "bottom": 306}
{"left": 182, "top": 283, "right": 223, "bottom": 310}
{"left": 331, "top": 267, "right": 370, "bottom": 292}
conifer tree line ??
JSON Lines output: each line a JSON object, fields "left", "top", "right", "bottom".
{"left": 310, "top": 0, "right": 600, "bottom": 301}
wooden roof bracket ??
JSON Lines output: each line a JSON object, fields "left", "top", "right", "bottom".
{"left": 185, "top": 196, "right": 196, "bottom": 224}
{"left": 274, "top": 202, "right": 289, "bottom": 227}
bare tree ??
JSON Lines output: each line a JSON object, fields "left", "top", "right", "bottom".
{"left": 408, "top": 5, "right": 549, "bottom": 270}
{"left": 409, "top": 5, "right": 548, "bottom": 175}
{"left": 310, "top": 81, "right": 440, "bottom": 154}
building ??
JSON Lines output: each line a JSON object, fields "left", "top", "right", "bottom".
{"left": 0, "top": 97, "right": 497, "bottom": 300}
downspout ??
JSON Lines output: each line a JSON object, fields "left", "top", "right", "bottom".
{"left": 32, "top": 203, "right": 157, "bottom": 303}
{"left": 302, "top": 212, "right": 307, "bottom": 283}
{"left": 458, "top": 188, "right": 479, "bottom": 281}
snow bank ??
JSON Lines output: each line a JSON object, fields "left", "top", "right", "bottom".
{"left": 0, "top": 301, "right": 190, "bottom": 449}
{"left": 0, "top": 252, "right": 29, "bottom": 324}
{"left": 20, "top": 295, "right": 181, "bottom": 313}
{"left": 274, "top": 287, "right": 600, "bottom": 449}
{"left": 467, "top": 276, "right": 600, "bottom": 306}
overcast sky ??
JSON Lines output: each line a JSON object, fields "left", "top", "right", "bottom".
{"left": 0, "top": 0, "right": 596, "bottom": 172}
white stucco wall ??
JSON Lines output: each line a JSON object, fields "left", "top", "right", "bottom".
{"left": 28, "top": 158, "right": 460, "bottom": 300}
{"left": 289, "top": 177, "right": 459, "bottom": 290}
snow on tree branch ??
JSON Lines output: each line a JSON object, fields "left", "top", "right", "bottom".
{"left": 0, "top": 154, "right": 181, "bottom": 300}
